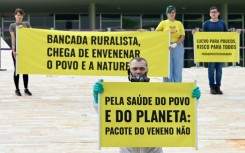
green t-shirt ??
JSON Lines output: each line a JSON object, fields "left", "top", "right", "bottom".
{"left": 9, "top": 22, "right": 31, "bottom": 36}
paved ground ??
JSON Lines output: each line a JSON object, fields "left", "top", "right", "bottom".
{"left": 0, "top": 50, "right": 244, "bottom": 153}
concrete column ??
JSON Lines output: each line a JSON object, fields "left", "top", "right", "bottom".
{"left": 220, "top": 3, "right": 228, "bottom": 67}
{"left": 89, "top": 2, "right": 96, "bottom": 30}
{"left": 220, "top": 3, "right": 228, "bottom": 22}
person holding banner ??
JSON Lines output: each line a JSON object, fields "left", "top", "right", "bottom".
{"left": 192, "top": 7, "right": 242, "bottom": 95}
{"left": 93, "top": 57, "right": 201, "bottom": 153}
{"left": 9, "top": 8, "right": 32, "bottom": 96}
{"left": 155, "top": 5, "right": 185, "bottom": 82}
{"left": 192, "top": 6, "right": 228, "bottom": 95}
{"left": 203, "top": 6, "right": 228, "bottom": 95}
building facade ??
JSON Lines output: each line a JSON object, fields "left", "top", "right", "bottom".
{"left": 0, "top": 0, "right": 244, "bottom": 67}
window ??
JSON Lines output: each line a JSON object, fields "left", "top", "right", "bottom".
{"left": 122, "top": 14, "right": 140, "bottom": 29}
{"left": 101, "top": 14, "right": 121, "bottom": 29}
{"left": 30, "top": 14, "right": 54, "bottom": 29}
{"left": 184, "top": 14, "right": 202, "bottom": 21}
{"left": 142, "top": 14, "right": 161, "bottom": 29}
{"left": 80, "top": 14, "right": 89, "bottom": 29}
{"left": 55, "top": 14, "right": 79, "bottom": 30}
{"left": 228, "top": 14, "right": 242, "bottom": 21}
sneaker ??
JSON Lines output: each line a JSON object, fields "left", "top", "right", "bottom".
{"left": 215, "top": 86, "right": 223, "bottom": 95}
{"left": 15, "top": 89, "right": 22, "bottom": 96}
{"left": 210, "top": 88, "right": 217, "bottom": 94}
{"left": 24, "top": 89, "right": 32, "bottom": 96}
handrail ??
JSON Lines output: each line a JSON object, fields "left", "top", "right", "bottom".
{"left": 0, "top": 48, "right": 11, "bottom": 50}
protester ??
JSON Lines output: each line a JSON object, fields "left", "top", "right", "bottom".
{"left": 9, "top": 8, "right": 32, "bottom": 96}
{"left": 155, "top": 5, "right": 185, "bottom": 82}
{"left": 192, "top": 6, "right": 230, "bottom": 94}
{"left": 93, "top": 57, "right": 201, "bottom": 153}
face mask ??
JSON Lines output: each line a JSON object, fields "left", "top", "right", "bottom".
{"left": 130, "top": 75, "right": 150, "bottom": 82}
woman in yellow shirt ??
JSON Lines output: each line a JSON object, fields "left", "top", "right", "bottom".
{"left": 156, "top": 5, "right": 185, "bottom": 82}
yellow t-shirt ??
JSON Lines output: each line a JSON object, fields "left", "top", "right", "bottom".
{"left": 156, "top": 19, "right": 185, "bottom": 42}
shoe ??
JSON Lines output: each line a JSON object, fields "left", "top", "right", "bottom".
{"left": 215, "top": 86, "right": 223, "bottom": 94}
{"left": 210, "top": 88, "right": 217, "bottom": 94}
{"left": 24, "top": 89, "right": 32, "bottom": 96}
{"left": 15, "top": 89, "right": 22, "bottom": 96}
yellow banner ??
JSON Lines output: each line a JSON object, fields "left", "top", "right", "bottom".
{"left": 17, "top": 28, "right": 169, "bottom": 77}
{"left": 99, "top": 82, "right": 196, "bottom": 147}
{"left": 194, "top": 32, "right": 239, "bottom": 62}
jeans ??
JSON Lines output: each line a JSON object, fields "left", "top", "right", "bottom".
{"left": 163, "top": 43, "right": 184, "bottom": 82}
{"left": 208, "top": 62, "right": 223, "bottom": 88}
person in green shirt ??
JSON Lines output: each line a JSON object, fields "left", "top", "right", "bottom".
{"left": 9, "top": 8, "right": 32, "bottom": 96}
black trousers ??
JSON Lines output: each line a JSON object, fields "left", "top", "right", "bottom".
{"left": 12, "top": 53, "right": 29, "bottom": 90}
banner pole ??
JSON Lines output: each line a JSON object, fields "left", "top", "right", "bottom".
{"left": 195, "top": 80, "right": 198, "bottom": 150}
{"left": 98, "top": 92, "right": 101, "bottom": 150}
